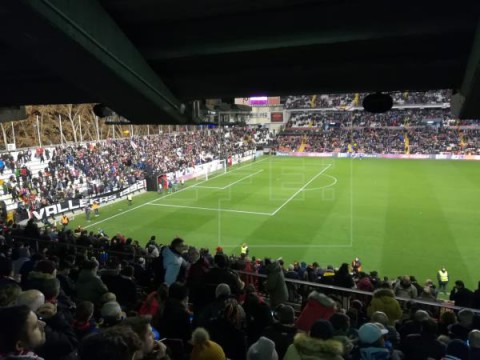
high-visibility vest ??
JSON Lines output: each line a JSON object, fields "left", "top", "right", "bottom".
{"left": 61, "top": 216, "right": 69, "bottom": 225}
{"left": 438, "top": 270, "right": 448, "bottom": 282}
{"left": 240, "top": 245, "right": 248, "bottom": 255}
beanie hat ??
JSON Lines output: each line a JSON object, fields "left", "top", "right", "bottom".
{"left": 446, "top": 339, "right": 469, "bottom": 359}
{"left": 191, "top": 328, "right": 226, "bottom": 360}
{"left": 310, "top": 320, "right": 334, "bottom": 340}
{"left": 215, "top": 283, "right": 231, "bottom": 298}
{"left": 247, "top": 336, "right": 278, "bottom": 360}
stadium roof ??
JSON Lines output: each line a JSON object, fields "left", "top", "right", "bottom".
{"left": 0, "top": 0, "right": 479, "bottom": 123}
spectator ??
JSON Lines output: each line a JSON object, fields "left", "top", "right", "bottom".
{"left": 204, "top": 254, "right": 244, "bottom": 302}
{"left": 401, "top": 319, "right": 446, "bottom": 360}
{"left": 356, "top": 322, "right": 399, "bottom": 360}
{"left": 370, "top": 311, "right": 400, "bottom": 348}
{"left": 468, "top": 329, "right": 480, "bottom": 359}
{"left": 444, "top": 339, "right": 469, "bottom": 360}
{"left": 296, "top": 291, "right": 336, "bottom": 332}
{"left": 247, "top": 336, "right": 278, "bottom": 360}
{"left": 162, "top": 238, "right": 188, "bottom": 286}
{"left": 76, "top": 259, "right": 108, "bottom": 304}
{"left": 263, "top": 304, "right": 297, "bottom": 359}
{"left": 334, "top": 263, "right": 355, "bottom": 289}
{"left": 394, "top": 276, "right": 418, "bottom": 299}
{"left": 357, "top": 272, "right": 374, "bottom": 293}
{"left": 16, "top": 289, "right": 45, "bottom": 312}
{"left": 73, "top": 301, "right": 97, "bottom": 340}
{"left": 0, "top": 256, "right": 17, "bottom": 287}
{"left": 449, "top": 309, "right": 475, "bottom": 341}
{"left": 265, "top": 258, "right": 288, "bottom": 308}
{"left": 0, "top": 305, "right": 46, "bottom": 360}
{"left": 329, "top": 312, "right": 354, "bottom": 357}
{"left": 450, "top": 280, "right": 474, "bottom": 308}
{"left": 79, "top": 326, "right": 142, "bottom": 360}
{"left": 367, "top": 286, "right": 402, "bottom": 325}
{"left": 0, "top": 282, "right": 21, "bottom": 307}
{"left": 100, "top": 301, "right": 126, "bottom": 328}
{"left": 191, "top": 327, "right": 226, "bottom": 360}
{"left": 284, "top": 320, "right": 343, "bottom": 360}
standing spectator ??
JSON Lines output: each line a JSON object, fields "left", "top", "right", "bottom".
{"left": 265, "top": 258, "right": 288, "bottom": 308}
{"left": 334, "top": 263, "right": 355, "bottom": 289}
{"left": 367, "top": 286, "right": 402, "bottom": 326}
{"left": 263, "top": 304, "right": 297, "bottom": 359}
{"left": 437, "top": 267, "right": 449, "bottom": 295}
{"left": 162, "top": 238, "right": 188, "bottom": 286}
{"left": 450, "top": 280, "right": 474, "bottom": 308}
{"left": 76, "top": 259, "right": 109, "bottom": 304}
{"left": 357, "top": 272, "right": 374, "bottom": 292}
{"left": 394, "top": 276, "right": 418, "bottom": 299}
{"left": 296, "top": 291, "right": 336, "bottom": 332}
{"left": 473, "top": 281, "right": 480, "bottom": 309}
{"left": 0, "top": 305, "right": 46, "bottom": 360}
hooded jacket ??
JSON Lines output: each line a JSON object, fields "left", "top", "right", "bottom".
{"left": 283, "top": 333, "right": 344, "bottom": 360}
{"left": 265, "top": 261, "right": 288, "bottom": 308}
{"left": 296, "top": 292, "right": 336, "bottom": 332}
{"left": 367, "top": 289, "right": 402, "bottom": 325}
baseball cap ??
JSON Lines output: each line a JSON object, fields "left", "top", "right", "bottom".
{"left": 358, "top": 323, "right": 388, "bottom": 344}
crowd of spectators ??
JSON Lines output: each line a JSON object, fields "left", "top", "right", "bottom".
{"left": 284, "top": 90, "right": 451, "bottom": 109}
{"left": 277, "top": 127, "right": 480, "bottom": 154}
{"left": 1, "top": 223, "right": 480, "bottom": 360}
{"left": 0, "top": 127, "right": 265, "bottom": 218}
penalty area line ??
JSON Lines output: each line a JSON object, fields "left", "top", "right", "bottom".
{"left": 148, "top": 203, "right": 272, "bottom": 216}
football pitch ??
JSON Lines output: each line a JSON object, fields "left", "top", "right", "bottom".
{"left": 71, "top": 156, "right": 480, "bottom": 288}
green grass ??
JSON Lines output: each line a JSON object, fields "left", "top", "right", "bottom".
{"left": 70, "top": 156, "right": 480, "bottom": 289}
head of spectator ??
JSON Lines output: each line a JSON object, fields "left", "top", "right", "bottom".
{"left": 370, "top": 311, "right": 389, "bottom": 327}
{"left": 75, "top": 301, "right": 94, "bottom": 324}
{"left": 81, "top": 259, "right": 99, "bottom": 274}
{"left": 121, "top": 316, "right": 167, "bottom": 360}
{"left": 0, "top": 305, "right": 46, "bottom": 356}
{"left": 100, "top": 292, "right": 117, "bottom": 305}
{"left": 188, "top": 246, "right": 201, "bottom": 264}
{"left": 214, "top": 254, "right": 228, "bottom": 269}
{"left": 455, "top": 280, "right": 466, "bottom": 290}
{"left": 469, "top": 329, "right": 480, "bottom": 349}
{"left": 0, "top": 256, "right": 13, "bottom": 278}
{"left": 414, "top": 310, "right": 430, "bottom": 323}
{"left": 220, "top": 298, "right": 242, "bottom": 328}
{"left": 215, "top": 283, "right": 231, "bottom": 299}
{"left": 247, "top": 336, "right": 278, "bottom": 360}
{"left": 101, "top": 301, "right": 125, "bottom": 327}
{"left": 457, "top": 308, "right": 474, "bottom": 328}
{"left": 445, "top": 339, "right": 469, "bottom": 360}
{"left": 169, "top": 282, "right": 189, "bottom": 307}
{"left": 358, "top": 323, "right": 388, "bottom": 347}
{"left": 79, "top": 326, "right": 142, "bottom": 360}
{"left": 170, "top": 237, "right": 186, "bottom": 254}
{"left": 16, "top": 289, "right": 45, "bottom": 312}
{"left": 0, "top": 282, "right": 21, "bottom": 307}
{"left": 274, "top": 304, "right": 295, "bottom": 325}
{"left": 191, "top": 327, "right": 226, "bottom": 360}
{"left": 329, "top": 313, "right": 351, "bottom": 335}
{"left": 310, "top": 320, "right": 335, "bottom": 340}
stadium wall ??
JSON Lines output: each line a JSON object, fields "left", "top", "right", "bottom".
{"left": 276, "top": 152, "right": 480, "bottom": 160}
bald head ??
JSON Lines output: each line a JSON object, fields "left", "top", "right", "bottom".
{"left": 469, "top": 330, "right": 480, "bottom": 349}
{"left": 16, "top": 290, "right": 45, "bottom": 312}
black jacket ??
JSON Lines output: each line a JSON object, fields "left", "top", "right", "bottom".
{"left": 262, "top": 322, "right": 297, "bottom": 359}
{"left": 36, "top": 312, "right": 79, "bottom": 360}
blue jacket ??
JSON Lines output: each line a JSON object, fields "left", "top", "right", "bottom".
{"left": 162, "top": 246, "right": 187, "bottom": 286}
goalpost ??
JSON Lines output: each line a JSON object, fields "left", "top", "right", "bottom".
{"left": 204, "top": 159, "right": 227, "bottom": 181}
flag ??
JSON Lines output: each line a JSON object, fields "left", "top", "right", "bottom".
{"left": 130, "top": 140, "right": 138, "bottom": 149}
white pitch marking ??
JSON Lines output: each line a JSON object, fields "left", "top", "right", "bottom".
{"left": 148, "top": 203, "right": 272, "bottom": 216}
{"left": 302, "top": 175, "right": 338, "bottom": 192}
{"left": 271, "top": 164, "right": 332, "bottom": 216}
{"left": 220, "top": 169, "right": 264, "bottom": 189}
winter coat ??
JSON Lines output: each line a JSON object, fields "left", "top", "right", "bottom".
{"left": 265, "top": 262, "right": 288, "bottom": 308}
{"left": 24, "top": 271, "right": 59, "bottom": 301}
{"left": 284, "top": 333, "right": 344, "bottom": 360}
{"left": 162, "top": 246, "right": 187, "bottom": 286}
{"left": 75, "top": 269, "right": 108, "bottom": 304}
{"left": 36, "top": 312, "right": 79, "bottom": 360}
{"left": 296, "top": 291, "right": 336, "bottom": 332}
{"left": 367, "top": 289, "right": 402, "bottom": 325}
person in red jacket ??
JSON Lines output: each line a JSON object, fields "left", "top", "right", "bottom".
{"left": 295, "top": 291, "right": 336, "bottom": 332}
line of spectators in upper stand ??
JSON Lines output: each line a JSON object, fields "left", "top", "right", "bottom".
{"left": 2, "top": 223, "right": 480, "bottom": 360}
{"left": 0, "top": 127, "right": 262, "bottom": 219}
{"left": 284, "top": 90, "right": 451, "bottom": 109}
{"left": 276, "top": 127, "right": 480, "bottom": 155}
{"left": 286, "top": 109, "right": 455, "bottom": 128}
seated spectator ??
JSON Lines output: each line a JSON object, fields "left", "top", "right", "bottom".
{"left": 468, "top": 330, "right": 480, "bottom": 360}
{"left": 296, "top": 291, "right": 336, "bottom": 332}
{"left": 0, "top": 256, "right": 17, "bottom": 287}
{"left": 0, "top": 305, "right": 46, "bottom": 360}
{"left": 155, "top": 282, "right": 192, "bottom": 345}
{"left": 16, "top": 289, "right": 45, "bottom": 312}
{"left": 398, "top": 310, "right": 430, "bottom": 343}
{"left": 120, "top": 316, "right": 169, "bottom": 360}
{"left": 367, "top": 285, "right": 402, "bottom": 325}
{"left": 207, "top": 298, "right": 247, "bottom": 360}
{"left": 247, "top": 336, "right": 278, "bottom": 360}
{"left": 197, "top": 283, "right": 235, "bottom": 328}
{"left": 76, "top": 259, "right": 109, "bottom": 305}
{"left": 356, "top": 322, "right": 401, "bottom": 360}
{"left": 0, "top": 282, "right": 21, "bottom": 307}
{"left": 263, "top": 304, "right": 297, "bottom": 359}
{"left": 370, "top": 311, "right": 399, "bottom": 348}
{"left": 329, "top": 312, "right": 355, "bottom": 357}
{"left": 191, "top": 327, "right": 226, "bottom": 360}
{"left": 100, "top": 301, "right": 126, "bottom": 328}
{"left": 401, "top": 319, "right": 446, "bottom": 360}
{"left": 444, "top": 339, "right": 469, "bottom": 360}
{"left": 284, "top": 319, "right": 343, "bottom": 360}
{"left": 449, "top": 309, "right": 474, "bottom": 341}
{"left": 73, "top": 301, "right": 98, "bottom": 340}
{"left": 56, "top": 258, "right": 76, "bottom": 299}
{"left": 79, "top": 326, "right": 142, "bottom": 360}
